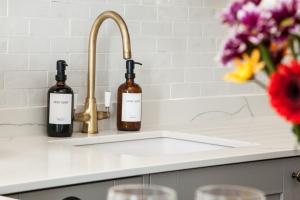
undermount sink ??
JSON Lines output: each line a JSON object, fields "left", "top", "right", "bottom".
{"left": 49, "top": 131, "right": 257, "bottom": 157}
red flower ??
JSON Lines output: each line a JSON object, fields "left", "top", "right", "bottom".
{"left": 268, "top": 60, "right": 300, "bottom": 123}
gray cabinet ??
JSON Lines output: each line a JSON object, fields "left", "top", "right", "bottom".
{"left": 19, "top": 176, "right": 144, "bottom": 200}
{"left": 150, "top": 159, "right": 284, "bottom": 200}
{"left": 282, "top": 157, "right": 300, "bottom": 200}
{"left": 7, "top": 157, "right": 300, "bottom": 200}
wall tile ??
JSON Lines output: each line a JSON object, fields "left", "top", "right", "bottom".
{"left": 4, "top": 71, "right": 47, "bottom": 89}
{"left": 171, "top": 83, "right": 201, "bottom": 98}
{"left": 0, "top": 54, "right": 28, "bottom": 70}
{"left": 0, "top": 89, "right": 27, "bottom": 107}
{"left": 0, "top": 0, "right": 7, "bottom": 16}
{"left": 158, "top": 6, "right": 188, "bottom": 21}
{"left": 30, "top": 18, "right": 69, "bottom": 36}
{"left": 0, "top": 18, "right": 29, "bottom": 36}
{"left": 125, "top": 6, "right": 157, "bottom": 21}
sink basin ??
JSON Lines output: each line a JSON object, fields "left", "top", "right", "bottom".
{"left": 50, "top": 131, "right": 257, "bottom": 157}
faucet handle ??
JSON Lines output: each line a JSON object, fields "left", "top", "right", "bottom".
{"left": 97, "top": 111, "right": 110, "bottom": 120}
{"left": 74, "top": 112, "right": 90, "bottom": 122}
{"left": 105, "top": 91, "right": 111, "bottom": 108}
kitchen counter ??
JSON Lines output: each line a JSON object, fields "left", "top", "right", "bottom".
{"left": 0, "top": 116, "right": 299, "bottom": 195}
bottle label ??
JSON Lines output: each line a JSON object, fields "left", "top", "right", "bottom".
{"left": 122, "top": 93, "right": 142, "bottom": 122}
{"left": 49, "top": 93, "right": 72, "bottom": 125}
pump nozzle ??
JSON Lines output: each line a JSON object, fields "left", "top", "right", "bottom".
{"left": 125, "top": 60, "right": 142, "bottom": 79}
{"left": 56, "top": 60, "right": 68, "bottom": 81}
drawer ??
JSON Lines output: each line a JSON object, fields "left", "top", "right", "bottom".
{"left": 150, "top": 159, "right": 284, "bottom": 200}
{"left": 19, "top": 176, "right": 143, "bottom": 200}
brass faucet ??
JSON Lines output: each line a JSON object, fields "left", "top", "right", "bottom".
{"left": 74, "top": 11, "right": 132, "bottom": 134}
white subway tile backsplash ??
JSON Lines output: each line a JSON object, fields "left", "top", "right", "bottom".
{"left": 171, "top": 83, "right": 201, "bottom": 98}
{"left": 202, "top": 0, "right": 229, "bottom": 8}
{"left": 0, "top": 39, "right": 7, "bottom": 53}
{"left": 141, "top": 22, "right": 172, "bottom": 37}
{"left": 131, "top": 37, "right": 157, "bottom": 53}
{"left": 142, "top": 84, "right": 170, "bottom": 100}
{"left": 8, "top": 0, "right": 51, "bottom": 18}
{"left": 9, "top": 37, "right": 51, "bottom": 53}
{"left": 185, "top": 68, "right": 214, "bottom": 82}
{"left": 70, "top": 19, "right": 94, "bottom": 36}
{"left": 28, "top": 89, "right": 47, "bottom": 106}
{"left": 188, "top": 38, "right": 216, "bottom": 52}
{"left": 30, "top": 18, "right": 69, "bottom": 36}
{"left": 157, "top": 38, "right": 186, "bottom": 53}
{"left": 29, "top": 54, "right": 69, "bottom": 70}
{"left": 135, "top": 52, "right": 172, "bottom": 68}
{"left": 158, "top": 6, "right": 188, "bottom": 21}
{"left": 202, "top": 23, "right": 229, "bottom": 38}
{"left": 189, "top": 8, "right": 218, "bottom": 22}
{"left": 0, "top": 0, "right": 7, "bottom": 16}
{"left": 69, "top": 53, "right": 105, "bottom": 70}
{"left": 0, "top": 18, "right": 29, "bottom": 36}
{"left": 0, "top": 54, "right": 28, "bottom": 70}
{"left": 0, "top": 0, "right": 266, "bottom": 114}
{"left": 125, "top": 6, "right": 157, "bottom": 21}
{"left": 136, "top": 69, "right": 184, "bottom": 84}
{"left": 4, "top": 71, "right": 47, "bottom": 89}
{"left": 0, "top": 89, "right": 27, "bottom": 107}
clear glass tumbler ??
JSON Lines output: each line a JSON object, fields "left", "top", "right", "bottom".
{"left": 107, "top": 184, "right": 177, "bottom": 200}
{"left": 195, "top": 185, "right": 266, "bottom": 200}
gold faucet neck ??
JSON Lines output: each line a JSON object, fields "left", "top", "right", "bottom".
{"left": 88, "top": 11, "right": 132, "bottom": 99}
{"left": 75, "top": 11, "right": 132, "bottom": 134}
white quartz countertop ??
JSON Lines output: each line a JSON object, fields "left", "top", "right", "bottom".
{"left": 0, "top": 116, "right": 299, "bottom": 194}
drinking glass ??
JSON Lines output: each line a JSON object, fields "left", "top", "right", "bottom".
{"left": 107, "top": 184, "right": 177, "bottom": 200}
{"left": 195, "top": 185, "right": 266, "bottom": 200}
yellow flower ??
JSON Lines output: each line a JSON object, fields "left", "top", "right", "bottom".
{"left": 224, "top": 49, "right": 265, "bottom": 83}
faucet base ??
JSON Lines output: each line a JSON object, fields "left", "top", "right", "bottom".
{"left": 81, "top": 97, "right": 98, "bottom": 134}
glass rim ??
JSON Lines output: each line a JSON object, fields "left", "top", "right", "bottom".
{"left": 196, "top": 185, "right": 265, "bottom": 200}
{"left": 108, "top": 184, "right": 177, "bottom": 199}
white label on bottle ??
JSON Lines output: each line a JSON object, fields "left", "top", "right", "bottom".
{"left": 122, "top": 93, "right": 142, "bottom": 122}
{"left": 49, "top": 93, "right": 72, "bottom": 125}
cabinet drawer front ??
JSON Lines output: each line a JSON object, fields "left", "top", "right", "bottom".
{"left": 266, "top": 194, "right": 282, "bottom": 200}
{"left": 19, "top": 176, "right": 143, "bottom": 200}
{"left": 151, "top": 159, "right": 284, "bottom": 200}
{"left": 283, "top": 157, "right": 300, "bottom": 200}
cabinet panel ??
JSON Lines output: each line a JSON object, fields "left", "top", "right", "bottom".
{"left": 19, "top": 176, "right": 143, "bottom": 200}
{"left": 283, "top": 157, "right": 300, "bottom": 200}
{"left": 266, "top": 194, "right": 282, "bottom": 200}
{"left": 150, "top": 160, "right": 284, "bottom": 200}
{"left": 5, "top": 195, "right": 19, "bottom": 199}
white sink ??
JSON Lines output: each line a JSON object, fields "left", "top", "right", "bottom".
{"left": 50, "top": 131, "right": 257, "bottom": 157}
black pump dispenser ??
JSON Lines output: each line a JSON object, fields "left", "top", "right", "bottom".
{"left": 125, "top": 60, "right": 142, "bottom": 79}
{"left": 56, "top": 60, "right": 68, "bottom": 81}
{"left": 117, "top": 59, "right": 143, "bottom": 131}
{"left": 47, "top": 60, "right": 74, "bottom": 137}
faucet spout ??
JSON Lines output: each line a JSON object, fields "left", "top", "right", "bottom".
{"left": 75, "top": 11, "right": 132, "bottom": 134}
{"left": 88, "top": 10, "right": 132, "bottom": 99}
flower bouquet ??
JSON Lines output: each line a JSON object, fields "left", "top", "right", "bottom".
{"left": 220, "top": 0, "right": 300, "bottom": 141}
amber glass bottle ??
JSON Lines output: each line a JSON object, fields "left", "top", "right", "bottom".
{"left": 47, "top": 60, "right": 74, "bottom": 137}
{"left": 117, "top": 60, "right": 142, "bottom": 131}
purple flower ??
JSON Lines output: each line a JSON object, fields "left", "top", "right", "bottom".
{"left": 222, "top": 0, "right": 262, "bottom": 26}
{"left": 271, "top": 0, "right": 300, "bottom": 40}
{"left": 237, "top": 3, "right": 272, "bottom": 43}
{"left": 221, "top": 34, "right": 247, "bottom": 64}
{"left": 222, "top": 1, "right": 244, "bottom": 25}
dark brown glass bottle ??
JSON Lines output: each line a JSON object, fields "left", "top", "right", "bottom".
{"left": 117, "top": 60, "right": 142, "bottom": 131}
{"left": 47, "top": 60, "right": 74, "bottom": 137}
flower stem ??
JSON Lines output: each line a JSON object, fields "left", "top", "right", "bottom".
{"left": 253, "top": 78, "right": 267, "bottom": 90}
{"left": 293, "top": 124, "right": 300, "bottom": 143}
{"left": 289, "top": 35, "right": 298, "bottom": 59}
{"left": 258, "top": 44, "right": 275, "bottom": 75}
